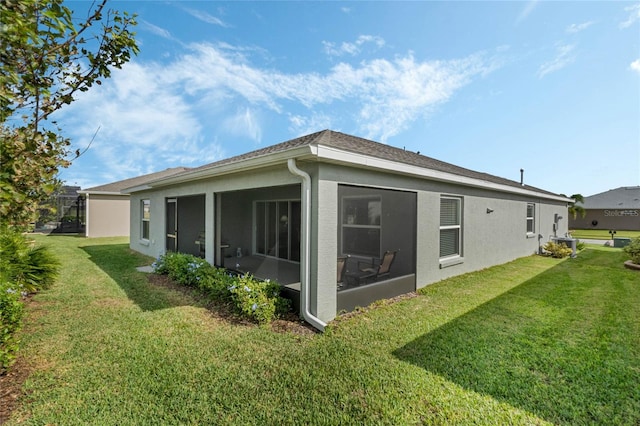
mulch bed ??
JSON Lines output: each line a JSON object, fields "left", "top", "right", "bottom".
{"left": 0, "top": 356, "right": 31, "bottom": 424}
{"left": 147, "top": 273, "right": 318, "bottom": 336}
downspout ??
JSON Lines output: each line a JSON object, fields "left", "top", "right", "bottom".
{"left": 287, "top": 158, "right": 327, "bottom": 332}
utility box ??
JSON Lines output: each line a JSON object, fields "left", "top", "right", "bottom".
{"left": 614, "top": 238, "right": 631, "bottom": 248}
{"left": 552, "top": 237, "right": 577, "bottom": 258}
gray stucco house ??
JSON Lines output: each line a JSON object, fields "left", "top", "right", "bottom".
{"left": 126, "top": 130, "right": 571, "bottom": 330}
{"left": 569, "top": 186, "right": 640, "bottom": 231}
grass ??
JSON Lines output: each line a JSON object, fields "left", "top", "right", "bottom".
{"left": 570, "top": 229, "right": 640, "bottom": 240}
{"left": 5, "top": 235, "right": 639, "bottom": 425}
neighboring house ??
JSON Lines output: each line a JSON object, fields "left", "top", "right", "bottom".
{"left": 79, "top": 168, "right": 189, "bottom": 238}
{"left": 125, "top": 130, "right": 571, "bottom": 330}
{"left": 36, "top": 185, "right": 84, "bottom": 233}
{"left": 569, "top": 186, "right": 640, "bottom": 231}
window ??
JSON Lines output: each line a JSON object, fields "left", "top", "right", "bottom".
{"left": 255, "top": 200, "right": 300, "bottom": 261}
{"left": 440, "top": 196, "right": 462, "bottom": 258}
{"left": 526, "top": 203, "right": 535, "bottom": 234}
{"left": 141, "top": 199, "right": 150, "bottom": 240}
{"left": 341, "top": 196, "right": 381, "bottom": 257}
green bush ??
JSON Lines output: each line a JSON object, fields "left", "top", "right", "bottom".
{"left": 543, "top": 241, "right": 573, "bottom": 259}
{"left": 153, "top": 252, "right": 290, "bottom": 324}
{"left": 623, "top": 237, "right": 640, "bottom": 264}
{"left": 0, "top": 228, "right": 60, "bottom": 293}
{"left": 0, "top": 279, "right": 25, "bottom": 372}
{"left": 199, "top": 268, "right": 237, "bottom": 299}
{"left": 0, "top": 228, "right": 60, "bottom": 372}
{"left": 228, "top": 274, "right": 290, "bottom": 325}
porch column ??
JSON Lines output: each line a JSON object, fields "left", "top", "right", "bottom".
{"left": 312, "top": 179, "right": 338, "bottom": 322}
{"left": 205, "top": 192, "right": 215, "bottom": 265}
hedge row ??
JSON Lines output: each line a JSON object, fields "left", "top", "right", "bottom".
{"left": 0, "top": 229, "right": 59, "bottom": 372}
{"left": 152, "top": 252, "right": 290, "bottom": 324}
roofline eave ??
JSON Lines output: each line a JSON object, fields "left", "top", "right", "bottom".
{"left": 313, "top": 145, "right": 573, "bottom": 203}
{"left": 124, "top": 145, "right": 315, "bottom": 193}
{"left": 77, "top": 190, "right": 126, "bottom": 196}
{"left": 123, "top": 142, "right": 570, "bottom": 203}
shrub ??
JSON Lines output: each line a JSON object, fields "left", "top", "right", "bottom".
{"left": 153, "top": 252, "right": 290, "bottom": 324}
{"left": 0, "top": 228, "right": 60, "bottom": 293}
{"left": 543, "top": 241, "right": 573, "bottom": 259}
{"left": 0, "top": 228, "right": 59, "bottom": 372}
{"left": 0, "top": 280, "right": 25, "bottom": 372}
{"left": 228, "top": 274, "right": 290, "bottom": 325}
{"left": 624, "top": 237, "right": 640, "bottom": 264}
{"left": 199, "top": 268, "right": 236, "bottom": 299}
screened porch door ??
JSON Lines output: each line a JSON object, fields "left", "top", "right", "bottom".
{"left": 166, "top": 198, "right": 177, "bottom": 252}
{"left": 255, "top": 200, "right": 300, "bottom": 261}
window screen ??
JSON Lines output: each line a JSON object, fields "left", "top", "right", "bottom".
{"left": 141, "top": 199, "right": 150, "bottom": 240}
{"left": 440, "top": 197, "right": 461, "bottom": 258}
{"left": 341, "top": 196, "right": 381, "bottom": 257}
{"left": 526, "top": 203, "right": 535, "bottom": 234}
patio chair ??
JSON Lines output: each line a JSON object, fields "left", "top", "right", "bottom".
{"left": 354, "top": 250, "right": 398, "bottom": 284}
{"left": 337, "top": 255, "right": 349, "bottom": 288}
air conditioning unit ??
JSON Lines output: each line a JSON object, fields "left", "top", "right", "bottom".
{"left": 552, "top": 237, "right": 577, "bottom": 258}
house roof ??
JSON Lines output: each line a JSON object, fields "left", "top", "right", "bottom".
{"left": 79, "top": 167, "right": 190, "bottom": 195}
{"left": 126, "top": 130, "right": 569, "bottom": 201}
{"left": 580, "top": 186, "right": 640, "bottom": 209}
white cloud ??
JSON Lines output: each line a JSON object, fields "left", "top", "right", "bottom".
{"left": 57, "top": 41, "right": 501, "bottom": 184}
{"left": 288, "top": 113, "right": 333, "bottom": 137}
{"left": 56, "top": 62, "right": 219, "bottom": 185}
{"left": 538, "top": 43, "right": 576, "bottom": 78}
{"left": 183, "top": 7, "right": 230, "bottom": 27}
{"left": 516, "top": 0, "right": 539, "bottom": 24}
{"left": 323, "top": 35, "right": 385, "bottom": 57}
{"left": 620, "top": 4, "right": 640, "bottom": 29}
{"left": 222, "top": 108, "right": 262, "bottom": 142}
{"left": 566, "top": 21, "right": 594, "bottom": 34}
{"left": 140, "top": 20, "right": 173, "bottom": 40}
{"left": 631, "top": 59, "right": 640, "bottom": 74}
{"left": 174, "top": 43, "right": 498, "bottom": 140}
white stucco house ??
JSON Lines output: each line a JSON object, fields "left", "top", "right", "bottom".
{"left": 125, "top": 130, "right": 571, "bottom": 330}
{"left": 79, "top": 167, "right": 189, "bottom": 238}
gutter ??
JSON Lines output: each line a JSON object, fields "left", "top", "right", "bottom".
{"left": 77, "top": 190, "right": 125, "bottom": 196}
{"left": 287, "top": 158, "right": 327, "bottom": 332}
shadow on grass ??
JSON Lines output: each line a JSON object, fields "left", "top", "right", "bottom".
{"left": 394, "top": 250, "right": 640, "bottom": 425}
{"left": 81, "top": 244, "right": 193, "bottom": 312}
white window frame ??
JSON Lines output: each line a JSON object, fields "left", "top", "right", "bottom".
{"left": 439, "top": 196, "right": 463, "bottom": 261}
{"left": 141, "top": 199, "right": 150, "bottom": 241}
{"left": 526, "top": 203, "right": 535, "bottom": 235}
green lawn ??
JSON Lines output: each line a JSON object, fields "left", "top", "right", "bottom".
{"left": 6, "top": 236, "right": 639, "bottom": 425}
{"left": 570, "top": 229, "right": 640, "bottom": 240}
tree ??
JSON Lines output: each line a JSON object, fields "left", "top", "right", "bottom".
{"left": 0, "top": 0, "right": 138, "bottom": 228}
{"left": 567, "top": 193, "right": 586, "bottom": 219}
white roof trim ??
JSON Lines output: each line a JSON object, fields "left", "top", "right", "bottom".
{"left": 77, "top": 190, "right": 126, "bottom": 196}
{"left": 125, "top": 142, "right": 569, "bottom": 203}
{"left": 313, "top": 145, "right": 572, "bottom": 203}
{"left": 123, "top": 146, "right": 313, "bottom": 193}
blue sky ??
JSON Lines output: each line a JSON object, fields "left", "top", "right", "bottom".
{"left": 57, "top": 1, "right": 640, "bottom": 197}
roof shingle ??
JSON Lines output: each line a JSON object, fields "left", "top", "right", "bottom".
{"left": 178, "top": 129, "right": 560, "bottom": 197}
{"left": 581, "top": 186, "right": 640, "bottom": 209}
{"left": 81, "top": 167, "right": 190, "bottom": 193}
